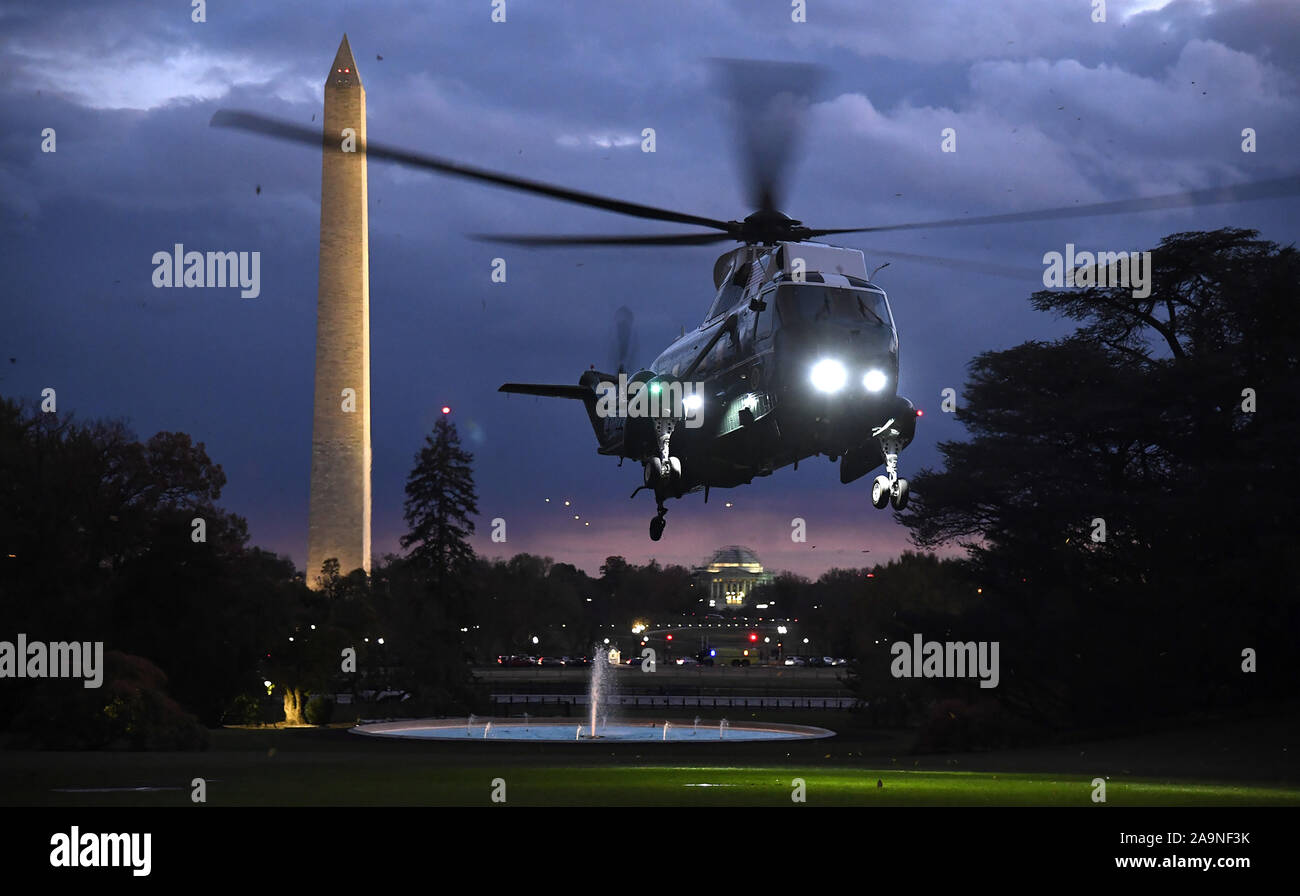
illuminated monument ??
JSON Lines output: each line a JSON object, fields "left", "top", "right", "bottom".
{"left": 694, "top": 546, "right": 773, "bottom": 610}
{"left": 307, "top": 35, "right": 371, "bottom": 584}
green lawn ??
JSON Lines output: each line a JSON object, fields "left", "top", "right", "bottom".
{"left": 10, "top": 759, "right": 1300, "bottom": 807}
{"left": 5, "top": 715, "right": 1298, "bottom": 807}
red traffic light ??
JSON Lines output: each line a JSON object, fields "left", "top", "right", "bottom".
{"left": 749, "top": 632, "right": 758, "bottom": 642}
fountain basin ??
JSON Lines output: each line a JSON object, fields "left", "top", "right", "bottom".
{"left": 352, "top": 718, "right": 835, "bottom": 743}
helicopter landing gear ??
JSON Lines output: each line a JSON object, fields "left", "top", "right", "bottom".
{"left": 871, "top": 475, "right": 891, "bottom": 509}
{"left": 644, "top": 417, "right": 682, "bottom": 491}
{"left": 870, "top": 423, "right": 910, "bottom": 511}
{"left": 890, "top": 477, "right": 910, "bottom": 510}
{"left": 642, "top": 455, "right": 682, "bottom": 489}
{"left": 649, "top": 504, "right": 667, "bottom": 541}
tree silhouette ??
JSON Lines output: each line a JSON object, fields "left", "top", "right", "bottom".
{"left": 401, "top": 417, "right": 479, "bottom": 596}
{"left": 899, "top": 228, "right": 1300, "bottom": 727}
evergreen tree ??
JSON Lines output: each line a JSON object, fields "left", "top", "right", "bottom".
{"left": 401, "top": 417, "right": 479, "bottom": 598}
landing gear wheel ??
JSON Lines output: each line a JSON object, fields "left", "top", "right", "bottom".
{"left": 890, "top": 478, "right": 910, "bottom": 510}
{"left": 649, "top": 515, "right": 666, "bottom": 541}
{"left": 871, "top": 475, "right": 891, "bottom": 509}
{"left": 644, "top": 457, "right": 664, "bottom": 487}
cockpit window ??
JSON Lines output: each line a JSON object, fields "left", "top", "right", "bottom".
{"left": 705, "top": 255, "right": 768, "bottom": 322}
{"left": 777, "top": 285, "right": 890, "bottom": 327}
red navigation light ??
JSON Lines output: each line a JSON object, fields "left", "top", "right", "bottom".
{"left": 749, "top": 632, "right": 758, "bottom": 642}
{"left": 441, "top": 406, "right": 451, "bottom": 415}
{"left": 916, "top": 408, "right": 924, "bottom": 417}
{"left": 666, "top": 634, "right": 673, "bottom": 641}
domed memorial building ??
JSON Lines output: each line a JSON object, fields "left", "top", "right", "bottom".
{"left": 694, "top": 546, "right": 773, "bottom": 611}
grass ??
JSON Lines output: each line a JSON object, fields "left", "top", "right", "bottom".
{"left": 7, "top": 754, "right": 1299, "bottom": 807}
{"left": 5, "top": 710, "right": 1298, "bottom": 807}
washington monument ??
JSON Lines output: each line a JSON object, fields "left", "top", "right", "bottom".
{"left": 307, "top": 34, "right": 371, "bottom": 584}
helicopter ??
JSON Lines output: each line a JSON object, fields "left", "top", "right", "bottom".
{"left": 212, "top": 60, "right": 1300, "bottom": 541}
{"left": 500, "top": 238, "right": 916, "bottom": 541}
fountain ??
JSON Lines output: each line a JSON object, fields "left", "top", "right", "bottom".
{"left": 352, "top": 645, "right": 834, "bottom": 743}
{"left": 587, "top": 643, "right": 612, "bottom": 739}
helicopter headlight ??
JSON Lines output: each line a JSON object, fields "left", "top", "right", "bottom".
{"left": 682, "top": 394, "right": 703, "bottom": 412}
{"left": 810, "top": 359, "right": 848, "bottom": 394}
{"left": 862, "top": 369, "right": 888, "bottom": 392}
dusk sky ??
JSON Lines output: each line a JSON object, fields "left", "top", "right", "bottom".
{"left": 3, "top": 0, "right": 1297, "bottom": 579}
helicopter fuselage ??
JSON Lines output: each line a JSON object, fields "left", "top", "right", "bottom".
{"left": 578, "top": 242, "right": 917, "bottom": 493}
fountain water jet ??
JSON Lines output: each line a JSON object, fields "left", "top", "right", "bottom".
{"left": 586, "top": 643, "right": 613, "bottom": 739}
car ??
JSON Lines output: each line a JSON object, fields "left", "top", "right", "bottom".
{"left": 674, "top": 656, "right": 699, "bottom": 666}
{"left": 538, "top": 656, "right": 564, "bottom": 667}
{"left": 783, "top": 656, "right": 807, "bottom": 667}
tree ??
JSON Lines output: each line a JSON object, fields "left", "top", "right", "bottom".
{"left": 401, "top": 417, "right": 479, "bottom": 598}
{"left": 388, "top": 418, "right": 483, "bottom": 712}
{"left": 0, "top": 396, "right": 303, "bottom": 734}
{"left": 897, "top": 229, "right": 1300, "bottom": 728}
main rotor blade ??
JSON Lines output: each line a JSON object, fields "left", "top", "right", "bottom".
{"left": 470, "top": 231, "right": 734, "bottom": 246}
{"left": 714, "top": 59, "right": 824, "bottom": 214}
{"left": 858, "top": 246, "right": 1043, "bottom": 281}
{"left": 211, "top": 109, "right": 734, "bottom": 232}
{"left": 822, "top": 174, "right": 1300, "bottom": 236}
